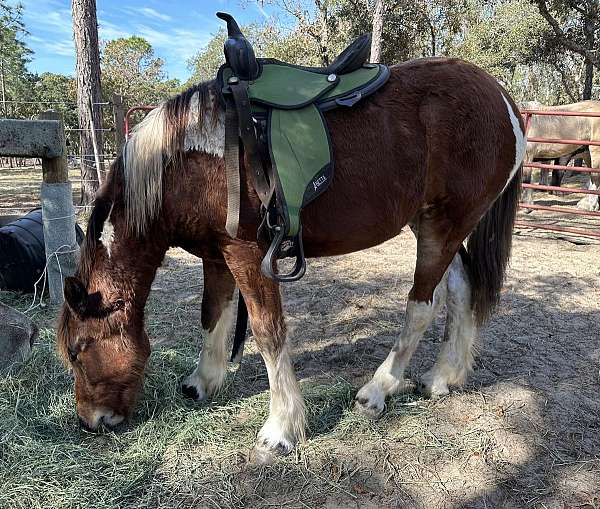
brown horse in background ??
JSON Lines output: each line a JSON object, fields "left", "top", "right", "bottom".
{"left": 521, "top": 100, "right": 600, "bottom": 211}
{"left": 57, "top": 57, "right": 525, "bottom": 461}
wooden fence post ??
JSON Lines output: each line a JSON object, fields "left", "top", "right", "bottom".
{"left": 38, "top": 111, "right": 68, "bottom": 183}
{"left": 37, "top": 111, "right": 79, "bottom": 304}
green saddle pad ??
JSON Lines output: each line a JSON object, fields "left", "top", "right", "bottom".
{"left": 268, "top": 104, "right": 331, "bottom": 236}
{"left": 244, "top": 62, "right": 387, "bottom": 237}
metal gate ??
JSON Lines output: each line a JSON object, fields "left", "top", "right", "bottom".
{"left": 517, "top": 108, "right": 600, "bottom": 240}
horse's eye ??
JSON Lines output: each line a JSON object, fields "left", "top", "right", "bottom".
{"left": 68, "top": 347, "right": 79, "bottom": 363}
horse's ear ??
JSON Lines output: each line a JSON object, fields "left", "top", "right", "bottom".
{"left": 64, "top": 277, "right": 89, "bottom": 317}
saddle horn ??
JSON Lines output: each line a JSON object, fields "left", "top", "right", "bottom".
{"left": 217, "top": 12, "right": 259, "bottom": 81}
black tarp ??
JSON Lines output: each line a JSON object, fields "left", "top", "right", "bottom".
{"left": 0, "top": 209, "right": 84, "bottom": 292}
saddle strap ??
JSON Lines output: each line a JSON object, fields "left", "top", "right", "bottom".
{"left": 223, "top": 81, "right": 273, "bottom": 238}
{"left": 224, "top": 95, "right": 241, "bottom": 238}
{"left": 229, "top": 81, "right": 272, "bottom": 208}
{"left": 230, "top": 290, "right": 248, "bottom": 363}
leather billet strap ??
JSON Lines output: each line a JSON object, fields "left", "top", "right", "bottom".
{"left": 222, "top": 78, "right": 272, "bottom": 238}
{"left": 230, "top": 290, "right": 248, "bottom": 363}
{"left": 224, "top": 94, "right": 241, "bottom": 238}
{"left": 229, "top": 81, "right": 272, "bottom": 206}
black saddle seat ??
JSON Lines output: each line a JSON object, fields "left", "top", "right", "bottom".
{"left": 217, "top": 10, "right": 373, "bottom": 80}
{"left": 325, "top": 33, "right": 372, "bottom": 75}
{"left": 281, "top": 33, "right": 373, "bottom": 76}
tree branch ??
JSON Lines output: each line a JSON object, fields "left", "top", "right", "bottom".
{"left": 534, "top": 0, "right": 600, "bottom": 69}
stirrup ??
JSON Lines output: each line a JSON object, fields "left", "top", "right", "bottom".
{"left": 261, "top": 225, "right": 306, "bottom": 283}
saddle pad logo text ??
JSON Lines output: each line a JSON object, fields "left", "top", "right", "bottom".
{"left": 313, "top": 175, "right": 327, "bottom": 191}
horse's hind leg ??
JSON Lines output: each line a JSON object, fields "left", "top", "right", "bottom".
{"left": 223, "top": 243, "right": 305, "bottom": 461}
{"left": 577, "top": 147, "right": 599, "bottom": 211}
{"left": 182, "top": 260, "right": 236, "bottom": 401}
{"left": 355, "top": 214, "right": 465, "bottom": 418}
{"left": 419, "top": 252, "right": 476, "bottom": 398}
{"left": 522, "top": 160, "right": 534, "bottom": 205}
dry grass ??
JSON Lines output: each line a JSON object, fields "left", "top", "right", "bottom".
{"left": 0, "top": 166, "right": 83, "bottom": 215}
{"left": 1, "top": 167, "right": 599, "bottom": 507}
{"left": 2, "top": 229, "right": 599, "bottom": 508}
{"left": 0, "top": 289, "right": 432, "bottom": 509}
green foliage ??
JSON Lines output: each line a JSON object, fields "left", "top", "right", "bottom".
{"left": 2, "top": 0, "right": 598, "bottom": 136}
{"left": 456, "top": 1, "right": 546, "bottom": 71}
{"left": 101, "top": 36, "right": 180, "bottom": 107}
{"left": 33, "top": 72, "right": 77, "bottom": 128}
{"left": 0, "top": 0, "right": 35, "bottom": 116}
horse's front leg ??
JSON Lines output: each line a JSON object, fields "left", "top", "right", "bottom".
{"left": 182, "top": 259, "right": 236, "bottom": 401}
{"left": 222, "top": 242, "right": 306, "bottom": 460}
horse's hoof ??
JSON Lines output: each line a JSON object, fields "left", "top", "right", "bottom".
{"left": 252, "top": 419, "right": 296, "bottom": 462}
{"left": 250, "top": 439, "right": 292, "bottom": 464}
{"left": 181, "top": 383, "right": 201, "bottom": 400}
{"left": 417, "top": 372, "right": 449, "bottom": 399}
{"left": 354, "top": 384, "right": 385, "bottom": 419}
{"left": 249, "top": 444, "right": 280, "bottom": 465}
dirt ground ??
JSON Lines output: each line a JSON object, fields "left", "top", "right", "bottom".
{"left": 143, "top": 225, "right": 600, "bottom": 509}
{"left": 1, "top": 166, "right": 599, "bottom": 508}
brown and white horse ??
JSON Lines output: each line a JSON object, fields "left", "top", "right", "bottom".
{"left": 57, "top": 57, "right": 525, "bottom": 460}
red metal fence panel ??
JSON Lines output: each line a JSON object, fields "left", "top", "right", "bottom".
{"left": 519, "top": 108, "right": 600, "bottom": 240}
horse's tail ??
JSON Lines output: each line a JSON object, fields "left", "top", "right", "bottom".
{"left": 466, "top": 165, "right": 522, "bottom": 326}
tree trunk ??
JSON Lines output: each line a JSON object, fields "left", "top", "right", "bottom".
{"left": 582, "top": 18, "right": 595, "bottom": 100}
{"left": 72, "top": 0, "right": 103, "bottom": 205}
{"left": 370, "top": 0, "right": 385, "bottom": 63}
{"left": 315, "top": 0, "right": 330, "bottom": 67}
{"left": 583, "top": 62, "right": 593, "bottom": 100}
{"left": 0, "top": 58, "right": 8, "bottom": 116}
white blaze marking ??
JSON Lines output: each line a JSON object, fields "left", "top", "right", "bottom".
{"left": 501, "top": 94, "right": 527, "bottom": 192}
{"left": 100, "top": 216, "right": 115, "bottom": 257}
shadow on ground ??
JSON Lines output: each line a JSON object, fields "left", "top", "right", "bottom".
{"left": 1, "top": 233, "right": 598, "bottom": 508}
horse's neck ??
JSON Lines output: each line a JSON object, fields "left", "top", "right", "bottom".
{"left": 95, "top": 223, "right": 169, "bottom": 313}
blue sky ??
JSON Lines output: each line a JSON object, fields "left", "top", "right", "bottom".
{"left": 19, "top": 0, "right": 273, "bottom": 82}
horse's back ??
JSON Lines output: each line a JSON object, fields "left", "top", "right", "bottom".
{"left": 526, "top": 100, "right": 600, "bottom": 159}
{"left": 301, "top": 58, "right": 520, "bottom": 257}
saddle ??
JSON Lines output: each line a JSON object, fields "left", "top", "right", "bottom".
{"left": 216, "top": 12, "right": 390, "bottom": 282}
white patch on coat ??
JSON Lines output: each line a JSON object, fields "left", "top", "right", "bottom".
{"left": 100, "top": 214, "right": 115, "bottom": 257}
{"left": 502, "top": 94, "right": 527, "bottom": 192}
{"left": 421, "top": 253, "right": 476, "bottom": 397}
{"left": 256, "top": 344, "right": 306, "bottom": 455}
{"left": 356, "top": 295, "right": 443, "bottom": 417}
{"left": 84, "top": 407, "right": 124, "bottom": 430}
{"left": 123, "top": 86, "right": 224, "bottom": 236}
{"left": 182, "top": 299, "right": 235, "bottom": 399}
{"left": 184, "top": 90, "right": 225, "bottom": 157}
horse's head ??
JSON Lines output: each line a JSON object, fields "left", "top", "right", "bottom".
{"left": 57, "top": 182, "right": 152, "bottom": 431}
{"left": 58, "top": 275, "right": 150, "bottom": 430}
